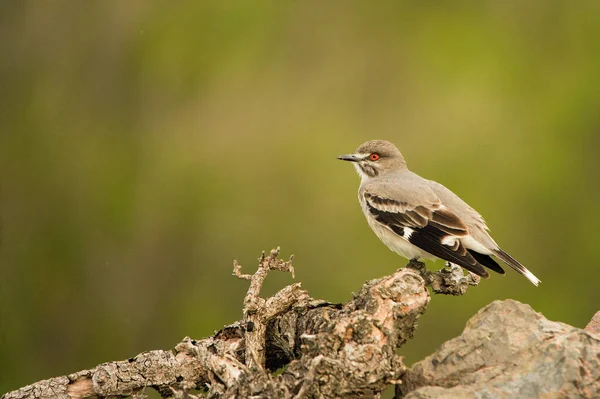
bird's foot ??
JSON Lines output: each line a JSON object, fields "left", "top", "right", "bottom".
{"left": 428, "top": 262, "right": 480, "bottom": 296}
{"left": 406, "top": 258, "right": 427, "bottom": 274}
{"left": 440, "top": 261, "right": 455, "bottom": 273}
{"left": 439, "top": 262, "right": 463, "bottom": 276}
{"left": 406, "top": 258, "right": 434, "bottom": 285}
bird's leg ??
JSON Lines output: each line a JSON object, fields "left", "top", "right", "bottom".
{"left": 428, "top": 262, "right": 479, "bottom": 295}
{"left": 406, "top": 258, "right": 437, "bottom": 287}
{"left": 406, "top": 257, "right": 426, "bottom": 272}
{"left": 406, "top": 257, "right": 428, "bottom": 280}
{"left": 440, "top": 261, "right": 464, "bottom": 275}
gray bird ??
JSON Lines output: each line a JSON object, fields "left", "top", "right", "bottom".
{"left": 338, "top": 139, "right": 540, "bottom": 286}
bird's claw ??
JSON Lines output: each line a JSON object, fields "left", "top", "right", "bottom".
{"left": 406, "top": 258, "right": 427, "bottom": 273}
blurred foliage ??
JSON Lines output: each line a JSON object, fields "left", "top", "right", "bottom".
{"left": 2, "top": 1, "right": 600, "bottom": 395}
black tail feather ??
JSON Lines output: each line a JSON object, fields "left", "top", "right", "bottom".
{"left": 467, "top": 250, "right": 505, "bottom": 275}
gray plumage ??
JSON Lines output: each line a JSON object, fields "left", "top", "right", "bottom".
{"left": 338, "top": 140, "right": 540, "bottom": 286}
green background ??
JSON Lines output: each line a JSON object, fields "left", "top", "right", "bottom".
{"left": 2, "top": 1, "right": 600, "bottom": 396}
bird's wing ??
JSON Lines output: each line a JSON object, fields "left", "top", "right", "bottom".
{"left": 426, "top": 179, "right": 498, "bottom": 249}
{"left": 362, "top": 181, "right": 489, "bottom": 277}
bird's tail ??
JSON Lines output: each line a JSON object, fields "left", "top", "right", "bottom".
{"left": 492, "top": 249, "right": 541, "bottom": 286}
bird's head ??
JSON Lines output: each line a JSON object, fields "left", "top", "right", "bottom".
{"left": 338, "top": 140, "right": 407, "bottom": 180}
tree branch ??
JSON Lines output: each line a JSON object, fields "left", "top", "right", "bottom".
{"left": 3, "top": 248, "right": 483, "bottom": 399}
{"left": 406, "top": 259, "right": 479, "bottom": 295}
{"left": 233, "top": 247, "right": 307, "bottom": 370}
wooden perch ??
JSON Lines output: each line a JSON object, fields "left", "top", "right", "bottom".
{"left": 232, "top": 248, "right": 308, "bottom": 370}
{"left": 21, "top": 247, "right": 600, "bottom": 399}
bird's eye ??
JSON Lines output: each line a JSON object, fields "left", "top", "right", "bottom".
{"left": 369, "top": 153, "right": 380, "bottom": 161}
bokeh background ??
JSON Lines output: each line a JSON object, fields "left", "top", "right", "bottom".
{"left": 2, "top": 1, "right": 600, "bottom": 396}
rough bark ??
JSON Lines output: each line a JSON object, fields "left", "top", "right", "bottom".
{"left": 2, "top": 250, "right": 439, "bottom": 399}
{"left": 3, "top": 249, "right": 599, "bottom": 399}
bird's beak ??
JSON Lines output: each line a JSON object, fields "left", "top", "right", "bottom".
{"left": 337, "top": 153, "right": 361, "bottom": 162}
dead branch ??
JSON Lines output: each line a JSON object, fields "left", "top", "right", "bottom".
{"left": 406, "top": 259, "right": 479, "bottom": 295}
{"left": 233, "top": 247, "right": 307, "bottom": 370}
{"left": 3, "top": 248, "right": 483, "bottom": 399}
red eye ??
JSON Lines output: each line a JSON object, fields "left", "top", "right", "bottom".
{"left": 369, "top": 153, "right": 380, "bottom": 161}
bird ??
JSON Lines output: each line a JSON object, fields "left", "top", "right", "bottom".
{"left": 338, "top": 139, "right": 540, "bottom": 286}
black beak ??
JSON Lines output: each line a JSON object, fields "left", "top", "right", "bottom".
{"left": 337, "top": 154, "right": 361, "bottom": 162}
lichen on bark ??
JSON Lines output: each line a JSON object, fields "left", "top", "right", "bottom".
{"left": 3, "top": 248, "right": 598, "bottom": 399}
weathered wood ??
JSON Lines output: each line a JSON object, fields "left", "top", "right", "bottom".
{"left": 0, "top": 248, "right": 486, "bottom": 399}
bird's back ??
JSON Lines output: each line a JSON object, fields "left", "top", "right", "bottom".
{"left": 359, "top": 170, "right": 435, "bottom": 203}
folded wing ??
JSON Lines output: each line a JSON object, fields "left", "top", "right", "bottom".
{"left": 364, "top": 192, "right": 491, "bottom": 277}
